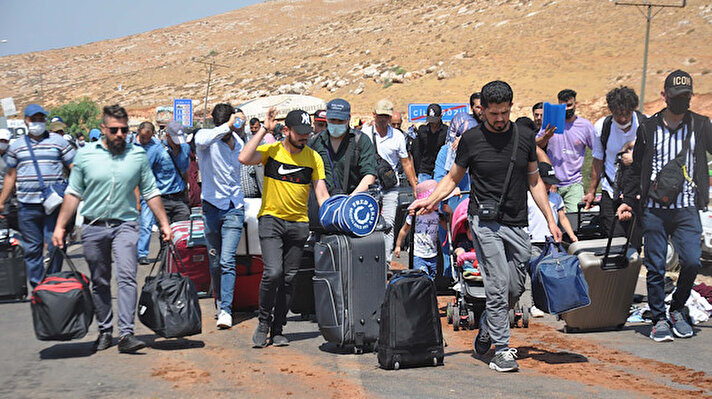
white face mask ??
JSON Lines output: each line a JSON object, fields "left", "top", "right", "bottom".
{"left": 28, "top": 122, "right": 46, "bottom": 136}
{"left": 0, "top": 142, "right": 8, "bottom": 151}
{"left": 614, "top": 119, "right": 632, "bottom": 130}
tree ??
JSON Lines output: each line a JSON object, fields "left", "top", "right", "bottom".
{"left": 49, "top": 97, "right": 101, "bottom": 138}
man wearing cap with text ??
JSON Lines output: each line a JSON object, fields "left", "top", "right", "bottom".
{"left": 362, "top": 99, "right": 418, "bottom": 264}
{"left": 308, "top": 99, "right": 376, "bottom": 195}
{"left": 412, "top": 103, "right": 447, "bottom": 183}
{"left": 618, "top": 70, "right": 712, "bottom": 342}
{"left": 0, "top": 104, "right": 75, "bottom": 287}
{"left": 240, "top": 107, "right": 330, "bottom": 348}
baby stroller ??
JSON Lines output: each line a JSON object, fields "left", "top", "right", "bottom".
{"left": 445, "top": 200, "right": 486, "bottom": 331}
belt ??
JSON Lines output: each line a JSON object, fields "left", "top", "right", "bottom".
{"left": 162, "top": 192, "right": 185, "bottom": 200}
{"left": 86, "top": 219, "right": 124, "bottom": 228}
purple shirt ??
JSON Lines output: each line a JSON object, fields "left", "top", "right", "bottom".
{"left": 537, "top": 116, "right": 595, "bottom": 187}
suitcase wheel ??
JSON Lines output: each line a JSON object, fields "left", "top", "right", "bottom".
{"left": 353, "top": 346, "right": 363, "bottom": 355}
{"left": 432, "top": 357, "right": 438, "bottom": 366}
{"left": 467, "top": 310, "right": 476, "bottom": 330}
{"left": 453, "top": 306, "right": 460, "bottom": 331}
{"left": 393, "top": 361, "right": 400, "bottom": 370}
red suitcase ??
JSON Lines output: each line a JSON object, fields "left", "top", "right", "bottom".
{"left": 167, "top": 217, "right": 211, "bottom": 294}
{"left": 233, "top": 255, "right": 263, "bottom": 312}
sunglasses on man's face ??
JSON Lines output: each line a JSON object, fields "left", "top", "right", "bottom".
{"left": 108, "top": 126, "right": 129, "bottom": 134}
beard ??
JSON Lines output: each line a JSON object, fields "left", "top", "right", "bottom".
{"left": 107, "top": 137, "right": 127, "bottom": 155}
{"left": 288, "top": 135, "right": 305, "bottom": 150}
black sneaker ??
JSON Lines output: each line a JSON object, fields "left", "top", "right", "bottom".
{"left": 138, "top": 257, "right": 150, "bottom": 265}
{"left": 93, "top": 332, "right": 113, "bottom": 351}
{"left": 489, "top": 348, "right": 519, "bottom": 372}
{"left": 118, "top": 334, "right": 146, "bottom": 353}
{"left": 474, "top": 313, "right": 492, "bottom": 355}
{"left": 252, "top": 322, "right": 270, "bottom": 348}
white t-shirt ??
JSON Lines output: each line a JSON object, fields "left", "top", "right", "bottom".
{"left": 526, "top": 192, "right": 563, "bottom": 243}
{"left": 362, "top": 124, "right": 409, "bottom": 172}
{"left": 406, "top": 212, "right": 439, "bottom": 258}
{"left": 592, "top": 113, "right": 640, "bottom": 197}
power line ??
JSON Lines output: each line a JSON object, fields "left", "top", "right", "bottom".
{"left": 194, "top": 58, "right": 229, "bottom": 125}
{"left": 615, "top": 0, "right": 687, "bottom": 112}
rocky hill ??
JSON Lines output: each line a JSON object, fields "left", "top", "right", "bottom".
{"left": 1, "top": 0, "right": 711, "bottom": 122}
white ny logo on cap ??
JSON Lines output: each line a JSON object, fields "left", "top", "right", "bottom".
{"left": 301, "top": 112, "right": 310, "bottom": 125}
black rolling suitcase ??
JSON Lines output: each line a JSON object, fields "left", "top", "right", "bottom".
{"left": 313, "top": 231, "right": 386, "bottom": 353}
{"left": 0, "top": 221, "right": 26, "bottom": 301}
{"left": 290, "top": 235, "right": 316, "bottom": 318}
{"left": 378, "top": 213, "right": 444, "bottom": 370}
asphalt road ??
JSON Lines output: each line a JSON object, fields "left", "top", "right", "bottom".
{"left": 1, "top": 235, "right": 711, "bottom": 399}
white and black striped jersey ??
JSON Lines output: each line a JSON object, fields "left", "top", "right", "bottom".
{"left": 647, "top": 121, "right": 696, "bottom": 209}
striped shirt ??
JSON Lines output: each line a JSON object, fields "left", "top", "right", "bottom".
{"left": 648, "top": 121, "right": 695, "bottom": 209}
{"left": 5, "top": 132, "right": 75, "bottom": 204}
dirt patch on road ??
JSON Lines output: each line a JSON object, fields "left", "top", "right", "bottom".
{"left": 446, "top": 317, "right": 712, "bottom": 398}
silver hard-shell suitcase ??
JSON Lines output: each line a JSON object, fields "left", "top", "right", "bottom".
{"left": 562, "top": 221, "right": 641, "bottom": 332}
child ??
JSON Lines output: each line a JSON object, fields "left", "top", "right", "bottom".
{"left": 394, "top": 180, "right": 449, "bottom": 277}
{"left": 453, "top": 220, "right": 482, "bottom": 281}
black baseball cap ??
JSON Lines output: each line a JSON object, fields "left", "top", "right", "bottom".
{"left": 664, "top": 70, "right": 693, "bottom": 97}
{"left": 285, "top": 110, "right": 313, "bottom": 135}
{"left": 538, "top": 162, "right": 560, "bottom": 185}
{"left": 426, "top": 103, "right": 442, "bottom": 123}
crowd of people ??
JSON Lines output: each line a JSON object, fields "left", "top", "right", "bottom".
{"left": 0, "top": 68, "right": 709, "bottom": 372}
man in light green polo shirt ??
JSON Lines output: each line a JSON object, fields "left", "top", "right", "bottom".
{"left": 52, "top": 104, "right": 172, "bottom": 354}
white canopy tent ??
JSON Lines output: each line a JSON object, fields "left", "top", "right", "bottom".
{"left": 238, "top": 94, "right": 326, "bottom": 121}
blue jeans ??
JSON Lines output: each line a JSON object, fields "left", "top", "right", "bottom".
{"left": 642, "top": 207, "right": 702, "bottom": 322}
{"left": 137, "top": 199, "right": 156, "bottom": 258}
{"left": 203, "top": 201, "right": 244, "bottom": 313}
{"left": 417, "top": 173, "right": 433, "bottom": 183}
{"left": 414, "top": 256, "right": 438, "bottom": 277}
{"left": 18, "top": 203, "right": 62, "bottom": 287}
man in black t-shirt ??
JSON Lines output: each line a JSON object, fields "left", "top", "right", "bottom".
{"left": 411, "top": 103, "right": 447, "bottom": 182}
{"left": 411, "top": 81, "right": 562, "bottom": 373}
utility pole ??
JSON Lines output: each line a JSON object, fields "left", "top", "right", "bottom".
{"left": 194, "top": 58, "right": 228, "bottom": 126}
{"left": 615, "top": 1, "right": 687, "bottom": 113}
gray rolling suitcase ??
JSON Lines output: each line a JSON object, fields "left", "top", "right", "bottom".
{"left": 313, "top": 231, "right": 386, "bottom": 353}
{"left": 562, "top": 219, "right": 641, "bottom": 332}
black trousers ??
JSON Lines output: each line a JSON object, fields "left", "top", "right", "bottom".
{"left": 599, "top": 191, "right": 642, "bottom": 251}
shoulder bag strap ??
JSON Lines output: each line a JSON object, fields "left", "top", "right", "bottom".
{"left": 24, "top": 135, "right": 46, "bottom": 191}
{"left": 163, "top": 143, "right": 186, "bottom": 184}
{"left": 497, "top": 123, "right": 520, "bottom": 211}
{"left": 600, "top": 116, "right": 617, "bottom": 189}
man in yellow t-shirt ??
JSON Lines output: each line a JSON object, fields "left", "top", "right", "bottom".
{"left": 239, "top": 107, "right": 329, "bottom": 348}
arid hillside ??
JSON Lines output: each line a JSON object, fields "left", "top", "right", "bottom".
{"left": 1, "top": 0, "right": 711, "bottom": 121}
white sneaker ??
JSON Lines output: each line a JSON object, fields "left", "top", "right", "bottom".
{"left": 530, "top": 306, "right": 545, "bottom": 318}
{"left": 216, "top": 310, "right": 232, "bottom": 329}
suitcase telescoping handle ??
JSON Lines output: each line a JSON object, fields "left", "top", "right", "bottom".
{"left": 600, "top": 214, "right": 637, "bottom": 271}
{"left": 409, "top": 212, "right": 416, "bottom": 270}
{"left": 576, "top": 201, "right": 600, "bottom": 235}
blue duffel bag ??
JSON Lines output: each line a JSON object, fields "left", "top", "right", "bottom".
{"left": 529, "top": 238, "right": 590, "bottom": 315}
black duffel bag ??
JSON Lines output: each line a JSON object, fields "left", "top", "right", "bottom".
{"left": 31, "top": 248, "right": 94, "bottom": 341}
{"left": 138, "top": 242, "right": 202, "bottom": 338}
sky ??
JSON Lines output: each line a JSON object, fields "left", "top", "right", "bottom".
{"left": 0, "top": 0, "right": 262, "bottom": 57}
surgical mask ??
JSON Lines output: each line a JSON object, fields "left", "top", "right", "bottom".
{"left": 614, "top": 119, "right": 632, "bottom": 130}
{"left": 327, "top": 123, "right": 347, "bottom": 138}
{"left": 565, "top": 108, "right": 575, "bottom": 119}
{"left": 77, "top": 140, "right": 85, "bottom": 147}
{"left": 668, "top": 96, "right": 690, "bottom": 115}
{"left": 0, "top": 143, "right": 7, "bottom": 151}
{"left": 28, "top": 122, "right": 46, "bottom": 136}
{"left": 233, "top": 117, "right": 245, "bottom": 130}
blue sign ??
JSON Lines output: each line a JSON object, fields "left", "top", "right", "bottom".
{"left": 173, "top": 99, "right": 193, "bottom": 127}
{"left": 408, "top": 103, "right": 468, "bottom": 124}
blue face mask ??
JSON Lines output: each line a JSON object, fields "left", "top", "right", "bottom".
{"left": 233, "top": 117, "right": 245, "bottom": 130}
{"left": 327, "top": 123, "right": 347, "bottom": 138}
